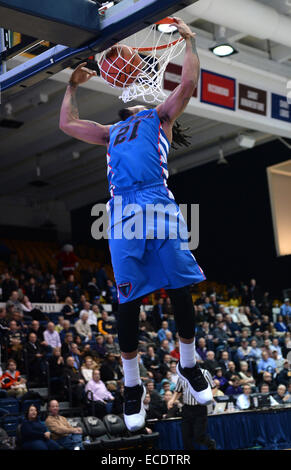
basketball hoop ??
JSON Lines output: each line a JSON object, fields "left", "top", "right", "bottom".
{"left": 97, "top": 17, "right": 185, "bottom": 103}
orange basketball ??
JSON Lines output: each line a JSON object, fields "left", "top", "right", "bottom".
{"left": 99, "top": 44, "right": 142, "bottom": 88}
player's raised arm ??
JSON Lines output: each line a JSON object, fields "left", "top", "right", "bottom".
{"left": 156, "top": 18, "right": 200, "bottom": 125}
{"left": 59, "top": 62, "right": 111, "bottom": 146}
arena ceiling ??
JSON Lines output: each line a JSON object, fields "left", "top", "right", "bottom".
{"left": 0, "top": 0, "right": 290, "bottom": 212}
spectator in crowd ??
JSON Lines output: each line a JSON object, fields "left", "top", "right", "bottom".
{"left": 20, "top": 404, "right": 61, "bottom": 450}
{"left": 151, "top": 298, "right": 165, "bottom": 331}
{"left": 202, "top": 351, "right": 219, "bottom": 375}
{"left": 238, "top": 361, "right": 256, "bottom": 388}
{"left": 87, "top": 277, "right": 101, "bottom": 303}
{"left": 250, "top": 299, "right": 261, "bottom": 318}
{"left": 269, "top": 338, "right": 283, "bottom": 358}
{"left": 257, "top": 350, "right": 277, "bottom": 376}
{"left": 170, "top": 339, "right": 180, "bottom": 362}
{"left": 139, "top": 310, "right": 156, "bottom": 339}
{"left": 157, "top": 339, "right": 171, "bottom": 362}
{"left": 74, "top": 312, "right": 92, "bottom": 342}
{"left": 45, "top": 399, "right": 83, "bottom": 449}
{"left": 236, "top": 384, "right": 252, "bottom": 410}
{"left": 282, "top": 334, "right": 291, "bottom": 358}
{"left": 93, "top": 334, "right": 106, "bottom": 358}
{"left": 59, "top": 320, "right": 75, "bottom": 343}
{"left": 85, "top": 369, "right": 114, "bottom": 418}
{"left": 1, "top": 272, "right": 18, "bottom": 301}
{"left": 24, "top": 277, "right": 42, "bottom": 302}
{"left": 143, "top": 393, "right": 163, "bottom": 419}
{"left": 137, "top": 352, "right": 151, "bottom": 382}
{"left": 218, "top": 350, "right": 231, "bottom": 374}
{"left": 70, "top": 342, "right": 82, "bottom": 370}
{"left": 6, "top": 290, "right": 23, "bottom": 313}
{"left": 27, "top": 320, "right": 45, "bottom": 343}
{"left": 249, "top": 278, "right": 262, "bottom": 303}
{"left": 236, "top": 307, "right": 251, "bottom": 327}
{"left": 259, "top": 384, "right": 279, "bottom": 406}
{"left": 104, "top": 334, "right": 120, "bottom": 358}
{"left": 6, "top": 321, "right": 25, "bottom": 368}
{"left": 48, "top": 347, "right": 65, "bottom": 398}
{"left": 276, "top": 360, "right": 290, "bottom": 387}
{"left": 0, "top": 358, "right": 27, "bottom": 397}
{"left": 100, "top": 352, "right": 123, "bottom": 384}
{"left": 81, "top": 356, "right": 96, "bottom": 383}
{"left": 25, "top": 332, "right": 46, "bottom": 384}
{"left": 212, "top": 380, "right": 225, "bottom": 398}
{"left": 236, "top": 339, "right": 252, "bottom": 361}
{"left": 212, "top": 321, "right": 230, "bottom": 351}
{"left": 63, "top": 356, "right": 85, "bottom": 406}
{"left": 225, "top": 375, "right": 243, "bottom": 396}
{"left": 280, "top": 298, "right": 291, "bottom": 320}
{"left": 157, "top": 321, "right": 171, "bottom": 344}
{"left": 196, "top": 337, "right": 208, "bottom": 362}
{"left": 61, "top": 296, "right": 77, "bottom": 321}
{"left": 63, "top": 274, "right": 81, "bottom": 303}
{"left": 273, "top": 384, "right": 290, "bottom": 405}
{"left": 43, "top": 322, "right": 61, "bottom": 351}
{"left": 249, "top": 338, "right": 262, "bottom": 361}
{"left": 259, "top": 371, "right": 277, "bottom": 392}
{"left": 224, "top": 314, "right": 241, "bottom": 337}
{"left": 106, "top": 280, "right": 118, "bottom": 311}
{"left": 79, "top": 301, "right": 98, "bottom": 329}
{"left": 274, "top": 315, "right": 289, "bottom": 334}
{"left": 54, "top": 316, "right": 65, "bottom": 334}
{"left": 213, "top": 367, "right": 228, "bottom": 393}
{"left": 43, "top": 276, "right": 59, "bottom": 303}
{"left": 97, "top": 310, "right": 117, "bottom": 336}
{"left": 61, "top": 331, "right": 74, "bottom": 359}
{"left": 142, "top": 345, "right": 161, "bottom": 382}
{"left": 271, "top": 350, "right": 285, "bottom": 373}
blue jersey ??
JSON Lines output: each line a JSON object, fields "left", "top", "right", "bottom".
{"left": 107, "top": 108, "right": 170, "bottom": 196}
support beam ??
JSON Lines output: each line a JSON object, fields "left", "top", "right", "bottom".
{"left": 0, "top": 0, "right": 100, "bottom": 47}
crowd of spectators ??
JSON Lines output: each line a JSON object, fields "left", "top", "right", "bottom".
{"left": 1, "top": 260, "right": 291, "bottom": 444}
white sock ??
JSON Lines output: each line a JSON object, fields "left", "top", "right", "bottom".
{"left": 122, "top": 356, "right": 141, "bottom": 387}
{"left": 179, "top": 339, "right": 196, "bottom": 368}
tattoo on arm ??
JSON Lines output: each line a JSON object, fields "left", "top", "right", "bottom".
{"left": 68, "top": 86, "right": 79, "bottom": 120}
{"left": 190, "top": 37, "right": 198, "bottom": 57}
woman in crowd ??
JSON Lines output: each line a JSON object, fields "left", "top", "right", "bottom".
{"left": 20, "top": 404, "right": 61, "bottom": 450}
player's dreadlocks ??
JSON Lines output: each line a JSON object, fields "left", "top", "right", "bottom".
{"left": 118, "top": 108, "right": 191, "bottom": 150}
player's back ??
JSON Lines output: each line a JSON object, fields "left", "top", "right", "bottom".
{"left": 107, "top": 108, "right": 169, "bottom": 196}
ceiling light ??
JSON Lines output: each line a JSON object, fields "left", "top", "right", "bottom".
{"left": 157, "top": 22, "right": 178, "bottom": 34}
{"left": 210, "top": 42, "right": 238, "bottom": 57}
{"left": 210, "top": 25, "right": 238, "bottom": 57}
{"left": 236, "top": 134, "right": 256, "bottom": 149}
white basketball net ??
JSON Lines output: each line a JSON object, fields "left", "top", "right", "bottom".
{"left": 98, "top": 24, "right": 185, "bottom": 104}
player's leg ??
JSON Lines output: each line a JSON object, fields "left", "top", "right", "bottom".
{"left": 117, "top": 297, "right": 146, "bottom": 431}
{"left": 167, "top": 285, "right": 212, "bottom": 405}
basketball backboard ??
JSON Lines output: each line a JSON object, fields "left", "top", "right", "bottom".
{"left": 0, "top": 0, "right": 199, "bottom": 98}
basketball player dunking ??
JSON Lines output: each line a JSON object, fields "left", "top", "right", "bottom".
{"left": 60, "top": 18, "right": 212, "bottom": 432}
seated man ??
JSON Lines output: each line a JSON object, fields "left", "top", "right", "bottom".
{"left": 63, "top": 356, "right": 85, "bottom": 405}
{"left": 273, "top": 384, "right": 290, "bottom": 405}
{"left": 45, "top": 400, "right": 84, "bottom": 449}
{"left": 236, "top": 384, "right": 252, "bottom": 410}
{"left": 85, "top": 369, "right": 114, "bottom": 418}
{"left": 97, "top": 311, "right": 117, "bottom": 336}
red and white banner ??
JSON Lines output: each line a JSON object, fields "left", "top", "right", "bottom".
{"left": 201, "top": 70, "right": 236, "bottom": 110}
